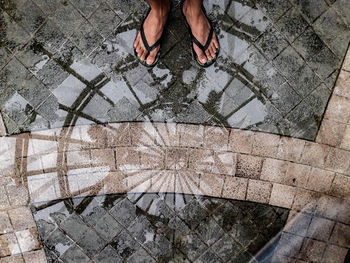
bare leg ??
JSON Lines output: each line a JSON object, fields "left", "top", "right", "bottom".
{"left": 133, "top": 0, "right": 170, "bottom": 65}
{"left": 182, "top": 0, "right": 219, "bottom": 64}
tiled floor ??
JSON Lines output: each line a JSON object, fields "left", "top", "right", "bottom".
{"left": 0, "top": 0, "right": 349, "bottom": 139}
{"left": 31, "top": 193, "right": 288, "bottom": 262}
{"left": 1, "top": 1, "right": 350, "bottom": 262}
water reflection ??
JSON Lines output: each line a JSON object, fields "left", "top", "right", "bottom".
{"left": 0, "top": 121, "right": 349, "bottom": 262}
{"left": 31, "top": 193, "right": 289, "bottom": 262}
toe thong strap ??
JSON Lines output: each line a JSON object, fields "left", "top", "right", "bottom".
{"left": 140, "top": 10, "right": 162, "bottom": 57}
{"left": 191, "top": 25, "right": 214, "bottom": 54}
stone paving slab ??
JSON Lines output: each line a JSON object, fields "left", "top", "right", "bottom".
{"left": 0, "top": 0, "right": 349, "bottom": 140}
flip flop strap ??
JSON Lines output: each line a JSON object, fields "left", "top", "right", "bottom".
{"left": 190, "top": 26, "right": 214, "bottom": 53}
{"left": 140, "top": 9, "right": 162, "bottom": 54}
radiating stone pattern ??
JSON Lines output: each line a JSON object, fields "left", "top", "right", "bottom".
{"left": 31, "top": 193, "right": 289, "bottom": 263}
{"left": 0, "top": 0, "right": 349, "bottom": 139}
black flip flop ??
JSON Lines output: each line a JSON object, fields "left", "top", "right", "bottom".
{"left": 181, "top": 3, "right": 220, "bottom": 68}
{"left": 134, "top": 8, "right": 166, "bottom": 68}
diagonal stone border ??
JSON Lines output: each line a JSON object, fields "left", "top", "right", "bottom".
{"left": 0, "top": 51, "right": 350, "bottom": 263}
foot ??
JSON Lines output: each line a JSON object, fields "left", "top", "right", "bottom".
{"left": 134, "top": 4, "right": 170, "bottom": 66}
{"left": 182, "top": 2, "right": 219, "bottom": 64}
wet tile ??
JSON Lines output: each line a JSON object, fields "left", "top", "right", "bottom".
{"left": 34, "top": 19, "right": 66, "bottom": 54}
{"left": 0, "top": 46, "right": 12, "bottom": 70}
{"left": 11, "top": 0, "right": 46, "bottom": 34}
{"left": 60, "top": 214, "right": 90, "bottom": 241}
{"left": 94, "top": 213, "right": 122, "bottom": 242}
{"left": 226, "top": 0, "right": 254, "bottom": 21}
{"left": 270, "top": 82, "right": 302, "bottom": 115}
{"left": 111, "top": 230, "right": 141, "bottom": 260}
{"left": 255, "top": 0, "right": 292, "bottom": 21}
{"left": 70, "top": 20, "right": 104, "bottom": 56}
{"left": 195, "top": 249, "right": 223, "bottom": 263}
{"left": 275, "top": 7, "right": 308, "bottom": 43}
{"left": 52, "top": 75, "right": 87, "bottom": 107}
{"left": 293, "top": 27, "right": 325, "bottom": 61}
{"left": 333, "top": 0, "right": 350, "bottom": 24}
{"left": 313, "top": 8, "right": 348, "bottom": 49}
{"left": 212, "top": 234, "right": 241, "bottom": 261}
{"left": 255, "top": 25, "right": 289, "bottom": 59}
{"left": 0, "top": 12, "right": 31, "bottom": 52}
{"left": 76, "top": 228, "right": 106, "bottom": 257}
{"left": 94, "top": 245, "right": 122, "bottom": 263}
{"left": 89, "top": 2, "right": 122, "bottom": 38}
{"left": 36, "top": 59, "right": 69, "bottom": 90}
{"left": 71, "top": 0, "right": 100, "bottom": 18}
{"left": 59, "top": 244, "right": 91, "bottom": 263}
{"left": 285, "top": 84, "right": 331, "bottom": 140}
{"left": 109, "top": 198, "right": 137, "bottom": 227}
{"left": 33, "top": 0, "right": 61, "bottom": 14}
{"left": 51, "top": 1, "right": 85, "bottom": 36}
{"left": 289, "top": 64, "right": 322, "bottom": 97}
{"left": 107, "top": 0, "right": 146, "bottom": 20}
{"left": 3, "top": 93, "right": 32, "bottom": 125}
{"left": 292, "top": 0, "right": 328, "bottom": 22}
{"left": 177, "top": 233, "right": 207, "bottom": 261}
{"left": 307, "top": 47, "right": 340, "bottom": 79}
{"left": 17, "top": 75, "right": 53, "bottom": 109}
{"left": 273, "top": 46, "right": 304, "bottom": 79}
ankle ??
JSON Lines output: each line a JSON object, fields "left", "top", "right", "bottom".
{"left": 183, "top": 2, "right": 202, "bottom": 19}
{"left": 151, "top": 3, "right": 170, "bottom": 18}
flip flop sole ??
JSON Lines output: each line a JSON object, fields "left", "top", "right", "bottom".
{"left": 192, "top": 45, "right": 220, "bottom": 68}
{"left": 134, "top": 47, "right": 160, "bottom": 68}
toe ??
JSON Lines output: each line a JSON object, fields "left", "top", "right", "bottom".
{"left": 134, "top": 33, "right": 140, "bottom": 48}
{"left": 213, "top": 34, "right": 219, "bottom": 49}
{"left": 139, "top": 49, "right": 146, "bottom": 61}
{"left": 146, "top": 46, "right": 159, "bottom": 65}
{"left": 210, "top": 44, "right": 216, "bottom": 58}
{"left": 136, "top": 44, "right": 142, "bottom": 54}
{"left": 205, "top": 49, "right": 213, "bottom": 61}
{"left": 194, "top": 44, "right": 207, "bottom": 64}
